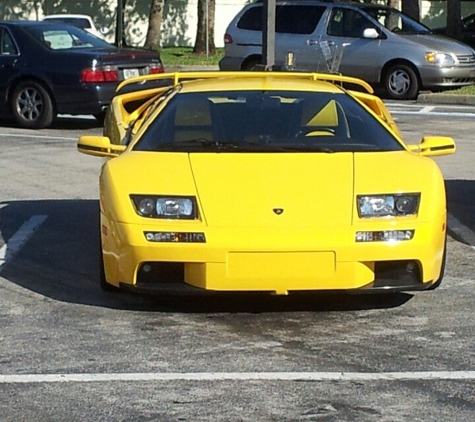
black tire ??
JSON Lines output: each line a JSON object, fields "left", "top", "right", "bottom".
{"left": 99, "top": 237, "right": 119, "bottom": 292}
{"left": 383, "top": 64, "right": 419, "bottom": 100}
{"left": 11, "top": 80, "right": 55, "bottom": 129}
{"left": 242, "top": 57, "right": 262, "bottom": 71}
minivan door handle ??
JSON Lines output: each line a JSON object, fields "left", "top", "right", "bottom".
{"left": 306, "top": 39, "right": 319, "bottom": 46}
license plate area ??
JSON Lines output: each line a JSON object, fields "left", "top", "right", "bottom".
{"left": 227, "top": 251, "right": 335, "bottom": 280}
{"left": 123, "top": 68, "right": 140, "bottom": 79}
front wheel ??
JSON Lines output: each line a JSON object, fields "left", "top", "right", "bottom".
{"left": 383, "top": 64, "right": 419, "bottom": 100}
{"left": 10, "top": 80, "right": 55, "bottom": 128}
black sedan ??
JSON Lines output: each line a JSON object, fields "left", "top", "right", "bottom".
{"left": 0, "top": 21, "right": 164, "bottom": 128}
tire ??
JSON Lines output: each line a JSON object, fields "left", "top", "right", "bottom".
{"left": 383, "top": 64, "right": 419, "bottom": 100}
{"left": 242, "top": 57, "right": 262, "bottom": 71}
{"left": 11, "top": 80, "right": 55, "bottom": 129}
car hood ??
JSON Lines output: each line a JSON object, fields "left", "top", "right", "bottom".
{"left": 106, "top": 151, "right": 437, "bottom": 226}
{"left": 399, "top": 33, "right": 474, "bottom": 54}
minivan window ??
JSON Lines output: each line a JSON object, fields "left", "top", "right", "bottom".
{"left": 237, "top": 5, "right": 326, "bottom": 34}
{"left": 361, "top": 6, "right": 431, "bottom": 34}
{"left": 328, "top": 8, "right": 376, "bottom": 38}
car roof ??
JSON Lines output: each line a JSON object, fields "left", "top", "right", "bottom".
{"left": 254, "top": 0, "right": 390, "bottom": 9}
{"left": 43, "top": 14, "right": 93, "bottom": 19}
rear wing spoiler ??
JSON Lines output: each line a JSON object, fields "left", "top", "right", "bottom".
{"left": 116, "top": 71, "right": 374, "bottom": 95}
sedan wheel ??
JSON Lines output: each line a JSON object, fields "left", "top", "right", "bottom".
{"left": 11, "top": 80, "right": 55, "bottom": 129}
{"left": 383, "top": 64, "right": 419, "bottom": 100}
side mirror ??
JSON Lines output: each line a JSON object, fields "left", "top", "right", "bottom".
{"left": 408, "top": 136, "right": 456, "bottom": 157}
{"left": 363, "top": 28, "right": 380, "bottom": 39}
{"left": 77, "top": 135, "right": 126, "bottom": 157}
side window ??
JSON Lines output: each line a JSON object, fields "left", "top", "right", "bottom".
{"left": 328, "top": 8, "right": 373, "bottom": 38}
{"left": 275, "top": 6, "right": 325, "bottom": 34}
{"left": 237, "top": 5, "right": 325, "bottom": 34}
{"left": 237, "top": 7, "right": 263, "bottom": 31}
{"left": 0, "top": 28, "right": 18, "bottom": 56}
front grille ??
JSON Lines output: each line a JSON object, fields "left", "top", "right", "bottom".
{"left": 456, "top": 54, "right": 475, "bottom": 64}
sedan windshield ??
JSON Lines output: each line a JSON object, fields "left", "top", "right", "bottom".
{"left": 134, "top": 90, "right": 404, "bottom": 153}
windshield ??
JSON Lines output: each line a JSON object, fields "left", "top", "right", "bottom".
{"left": 24, "top": 24, "right": 111, "bottom": 50}
{"left": 362, "top": 6, "right": 432, "bottom": 34}
{"left": 133, "top": 90, "right": 404, "bottom": 153}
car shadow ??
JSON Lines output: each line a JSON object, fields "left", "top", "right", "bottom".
{"left": 0, "top": 199, "right": 413, "bottom": 313}
{"left": 446, "top": 179, "right": 475, "bottom": 244}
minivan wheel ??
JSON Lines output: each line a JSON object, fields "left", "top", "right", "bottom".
{"left": 11, "top": 80, "right": 55, "bottom": 129}
{"left": 383, "top": 64, "right": 419, "bottom": 100}
{"left": 242, "top": 57, "right": 261, "bottom": 71}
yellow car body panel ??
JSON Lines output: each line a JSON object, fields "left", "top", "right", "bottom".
{"left": 98, "top": 151, "right": 446, "bottom": 294}
{"left": 77, "top": 72, "right": 454, "bottom": 295}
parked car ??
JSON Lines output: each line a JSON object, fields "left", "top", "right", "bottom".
{"left": 219, "top": 1, "right": 475, "bottom": 100}
{"left": 0, "top": 21, "right": 164, "bottom": 128}
{"left": 42, "top": 14, "right": 110, "bottom": 40}
{"left": 78, "top": 70, "right": 455, "bottom": 295}
{"left": 432, "top": 13, "right": 475, "bottom": 49}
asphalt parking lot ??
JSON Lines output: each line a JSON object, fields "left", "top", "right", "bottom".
{"left": 0, "top": 102, "right": 475, "bottom": 421}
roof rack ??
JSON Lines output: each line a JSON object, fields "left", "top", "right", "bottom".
{"left": 116, "top": 71, "right": 373, "bottom": 95}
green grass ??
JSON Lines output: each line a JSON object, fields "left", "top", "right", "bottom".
{"left": 442, "top": 85, "right": 475, "bottom": 95}
{"left": 159, "top": 46, "right": 224, "bottom": 66}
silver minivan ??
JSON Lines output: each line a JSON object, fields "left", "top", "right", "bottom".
{"left": 219, "top": 1, "right": 475, "bottom": 99}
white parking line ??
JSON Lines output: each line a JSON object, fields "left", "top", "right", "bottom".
{"left": 0, "top": 215, "right": 48, "bottom": 269}
{"left": 1, "top": 371, "right": 475, "bottom": 383}
{"left": 0, "top": 133, "right": 77, "bottom": 140}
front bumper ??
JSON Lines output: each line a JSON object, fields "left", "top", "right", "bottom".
{"left": 418, "top": 65, "right": 475, "bottom": 89}
{"left": 102, "top": 216, "right": 446, "bottom": 295}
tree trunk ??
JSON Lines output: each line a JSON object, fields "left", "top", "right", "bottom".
{"left": 402, "top": 0, "right": 420, "bottom": 22}
{"left": 446, "top": 0, "right": 462, "bottom": 41}
{"left": 144, "top": 0, "right": 164, "bottom": 51}
{"left": 193, "top": 0, "right": 216, "bottom": 55}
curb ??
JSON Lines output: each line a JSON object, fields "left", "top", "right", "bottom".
{"left": 417, "top": 93, "right": 475, "bottom": 105}
{"left": 164, "top": 65, "right": 219, "bottom": 72}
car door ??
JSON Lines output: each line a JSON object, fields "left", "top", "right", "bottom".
{"left": 0, "top": 26, "right": 19, "bottom": 108}
{"left": 318, "top": 7, "right": 384, "bottom": 83}
{"left": 272, "top": 4, "right": 328, "bottom": 71}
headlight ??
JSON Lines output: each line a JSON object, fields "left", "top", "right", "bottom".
{"left": 357, "top": 194, "right": 420, "bottom": 218}
{"left": 425, "top": 52, "right": 457, "bottom": 66}
{"left": 131, "top": 195, "right": 197, "bottom": 219}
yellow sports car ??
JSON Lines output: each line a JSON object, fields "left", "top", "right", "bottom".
{"left": 78, "top": 71, "right": 455, "bottom": 295}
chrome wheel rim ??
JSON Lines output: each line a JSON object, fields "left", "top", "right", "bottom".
{"left": 388, "top": 70, "right": 411, "bottom": 95}
{"left": 16, "top": 87, "right": 44, "bottom": 122}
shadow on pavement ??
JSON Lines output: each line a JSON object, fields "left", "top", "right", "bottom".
{"left": 0, "top": 199, "right": 413, "bottom": 313}
{"left": 446, "top": 179, "right": 475, "bottom": 244}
